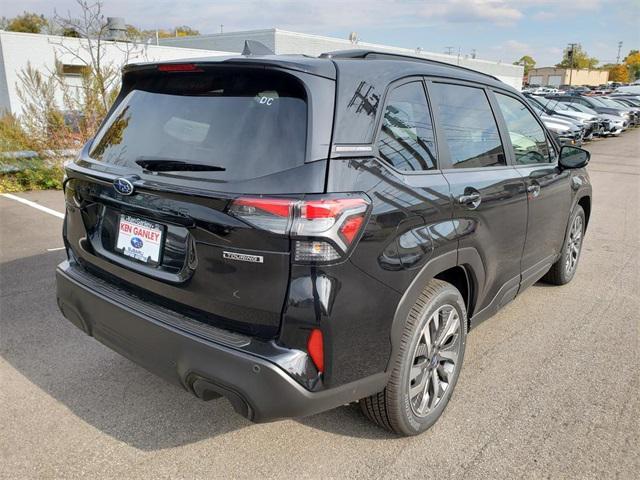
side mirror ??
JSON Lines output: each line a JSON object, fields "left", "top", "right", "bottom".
{"left": 559, "top": 146, "right": 590, "bottom": 169}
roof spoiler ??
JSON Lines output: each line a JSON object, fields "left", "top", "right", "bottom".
{"left": 242, "top": 40, "right": 274, "bottom": 56}
{"left": 321, "top": 49, "right": 500, "bottom": 82}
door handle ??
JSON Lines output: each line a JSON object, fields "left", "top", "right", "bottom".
{"left": 457, "top": 192, "right": 481, "bottom": 209}
{"left": 527, "top": 183, "right": 541, "bottom": 198}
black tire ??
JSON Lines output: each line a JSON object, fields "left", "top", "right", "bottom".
{"left": 360, "top": 279, "right": 467, "bottom": 436}
{"left": 543, "top": 205, "right": 585, "bottom": 285}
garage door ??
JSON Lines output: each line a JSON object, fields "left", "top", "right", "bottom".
{"left": 547, "top": 75, "right": 562, "bottom": 87}
{"left": 529, "top": 75, "right": 543, "bottom": 85}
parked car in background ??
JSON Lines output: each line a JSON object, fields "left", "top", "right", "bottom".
{"left": 609, "top": 96, "right": 640, "bottom": 109}
{"left": 615, "top": 85, "right": 640, "bottom": 94}
{"left": 600, "top": 97, "right": 640, "bottom": 124}
{"left": 589, "top": 96, "right": 638, "bottom": 125}
{"left": 591, "top": 86, "right": 613, "bottom": 96}
{"left": 527, "top": 102, "right": 585, "bottom": 145}
{"left": 530, "top": 86, "right": 555, "bottom": 95}
{"left": 570, "top": 86, "right": 591, "bottom": 95}
{"left": 55, "top": 48, "right": 593, "bottom": 436}
{"left": 563, "top": 103, "right": 626, "bottom": 136}
{"left": 525, "top": 95, "right": 600, "bottom": 140}
{"left": 549, "top": 94, "right": 634, "bottom": 128}
{"left": 608, "top": 93, "right": 640, "bottom": 103}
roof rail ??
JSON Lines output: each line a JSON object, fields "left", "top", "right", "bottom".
{"left": 319, "top": 49, "right": 500, "bottom": 81}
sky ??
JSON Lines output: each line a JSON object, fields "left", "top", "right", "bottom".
{"left": 5, "top": 0, "right": 640, "bottom": 67}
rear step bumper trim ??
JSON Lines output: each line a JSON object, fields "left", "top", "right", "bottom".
{"left": 63, "top": 262, "right": 250, "bottom": 348}
{"left": 56, "top": 260, "right": 387, "bottom": 422}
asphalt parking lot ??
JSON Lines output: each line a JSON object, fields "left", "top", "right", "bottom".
{"left": 1, "top": 130, "right": 638, "bottom": 479}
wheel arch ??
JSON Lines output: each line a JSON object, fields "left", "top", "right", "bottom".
{"left": 387, "top": 248, "right": 485, "bottom": 372}
{"left": 577, "top": 195, "right": 591, "bottom": 230}
{"left": 434, "top": 266, "right": 471, "bottom": 317}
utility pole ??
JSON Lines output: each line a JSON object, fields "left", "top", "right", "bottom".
{"left": 567, "top": 43, "right": 578, "bottom": 85}
{"left": 444, "top": 46, "right": 454, "bottom": 56}
{"left": 220, "top": 24, "right": 224, "bottom": 34}
{"left": 616, "top": 41, "right": 623, "bottom": 63}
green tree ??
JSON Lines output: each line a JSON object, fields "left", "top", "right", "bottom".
{"left": 624, "top": 50, "right": 640, "bottom": 80}
{"left": 62, "top": 27, "right": 81, "bottom": 38}
{"left": 513, "top": 55, "right": 536, "bottom": 75}
{"left": 175, "top": 25, "right": 200, "bottom": 37}
{"left": 5, "top": 11, "right": 48, "bottom": 33}
{"left": 607, "top": 64, "right": 630, "bottom": 82}
{"left": 556, "top": 44, "right": 599, "bottom": 69}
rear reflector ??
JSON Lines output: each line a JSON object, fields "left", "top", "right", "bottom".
{"left": 229, "top": 195, "right": 370, "bottom": 264}
{"left": 339, "top": 215, "right": 365, "bottom": 244}
{"left": 157, "top": 63, "right": 202, "bottom": 72}
{"left": 307, "top": 329, "right": 324, "bottom": 373}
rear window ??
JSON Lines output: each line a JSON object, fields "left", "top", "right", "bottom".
{"left": 90, "top": 69, "right": 307, "bottom": 180}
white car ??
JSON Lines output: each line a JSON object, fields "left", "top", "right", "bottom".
{"left": 615, "top": 85, "right": 640, "bottom": 94}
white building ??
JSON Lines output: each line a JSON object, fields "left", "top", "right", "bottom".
{"left": 0, "top": 30, "right": 230, "bottom": 115}
{"left": 0, "top": 28, "right": 524, "bottom": 117}
{"left": 159, "top": 28, "right": 524, "bottom": 89}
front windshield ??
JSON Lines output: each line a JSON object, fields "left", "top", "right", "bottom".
{"left": 528, "top": 102, "right": 544, "bottom": 116}
{"left": 567, "top": 103, "right": 597, "bottom": 114}
{"left": 587, "top": 97, "right": 608, "bottom": 107}
{"left": 526, "top": 96, "right": 551, "bottom": 114}
{"left": 619, "top": 98, "right": 640, "bottom": 107}
{"left": 548, "top": 101, "right": 570, "bottom": 111}
{"left": 608, "top": 98, "right": 635, "bottom": 108}
{"left": 598, "top": 98, "right": 627, "bottom": 108}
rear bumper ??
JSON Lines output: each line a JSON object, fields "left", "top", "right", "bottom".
{"left": 56, "top": 260, "right": 386, "bottom": 422}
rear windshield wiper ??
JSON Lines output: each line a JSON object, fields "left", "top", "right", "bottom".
{"left": 135, "top": 158, "right": 226, "bottom": 172}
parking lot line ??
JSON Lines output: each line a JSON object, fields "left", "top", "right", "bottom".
{"left": 1, "top": 193, "right": 65, "bottom": 219}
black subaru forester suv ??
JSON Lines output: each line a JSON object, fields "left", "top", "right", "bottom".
{"left": 56, "top": 49, "right": 592, "bottom": 436}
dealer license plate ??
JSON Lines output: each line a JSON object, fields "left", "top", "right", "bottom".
{"left": 116, "top": 215, "right": 164, "bottom": 264}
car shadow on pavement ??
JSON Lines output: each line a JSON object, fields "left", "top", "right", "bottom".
{"left": 0, "top": 252, "right": 256, "bottom": 450}
{"left": 1, "top": 252, "right": 392, "bottom": 449}
{"left": 295, "top": 403, "right": 398, "bottom": 440}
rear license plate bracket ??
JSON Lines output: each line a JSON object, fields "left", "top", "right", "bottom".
{"left": 116, "top": 214, "right": 165, "bottom": 265}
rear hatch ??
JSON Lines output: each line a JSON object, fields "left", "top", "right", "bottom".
{"left": 64, "top": 61, "right": 335, "bottom": 338}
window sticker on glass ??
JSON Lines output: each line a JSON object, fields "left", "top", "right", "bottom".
{"left": 255, "top": 91, "right": 279, "bottom": 106}
{"left": 163, "top": 117, "right": 210, "bottom": 143}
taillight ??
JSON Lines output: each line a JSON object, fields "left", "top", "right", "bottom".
{"left": 229, "top": 195, "right": 370, "bottom": 264}
{"left": 307, "top": 329, "right": 324, "bottom": 373}
{"left": 228, "top": 197, "right": 293, "bottom": 235}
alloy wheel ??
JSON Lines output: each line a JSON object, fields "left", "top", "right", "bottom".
{"left": 408, "top": 304, "right": 461, "bottom": 417}
{"left": 565, "top": 214, "right": 583, "bottom": 275}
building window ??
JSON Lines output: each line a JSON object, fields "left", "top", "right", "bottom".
{"left": 59, "top": 64, "right": 90, "bottom": 77}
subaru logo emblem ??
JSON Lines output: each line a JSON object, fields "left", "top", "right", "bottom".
{"left": 113, "top": 177, "right": 134, "bottom": 196}
{"left": 131, "top": 237, "right": 143, "bottom": 249}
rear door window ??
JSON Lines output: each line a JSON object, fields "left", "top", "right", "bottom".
{"left": 431, "top": 83, "right": 506, "bottom": 169}
{"left": 90, "top": 69, "right": 307, "bottom": 180}
{"left": 377, "top": 81, "right": 437, "bottom": 171}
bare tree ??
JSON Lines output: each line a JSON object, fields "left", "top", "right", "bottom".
{"left": 9, "top": 0, "right": 148, "bottom": 156}
{"left": 49, "top": 0, "right": 143, "bottom": 113}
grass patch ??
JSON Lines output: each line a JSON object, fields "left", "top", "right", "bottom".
{"left": 0, "top": 159, "right": 64, "bottom": 192}
{"left": 0, "top": 114, "right": 65, "bottom": 192}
